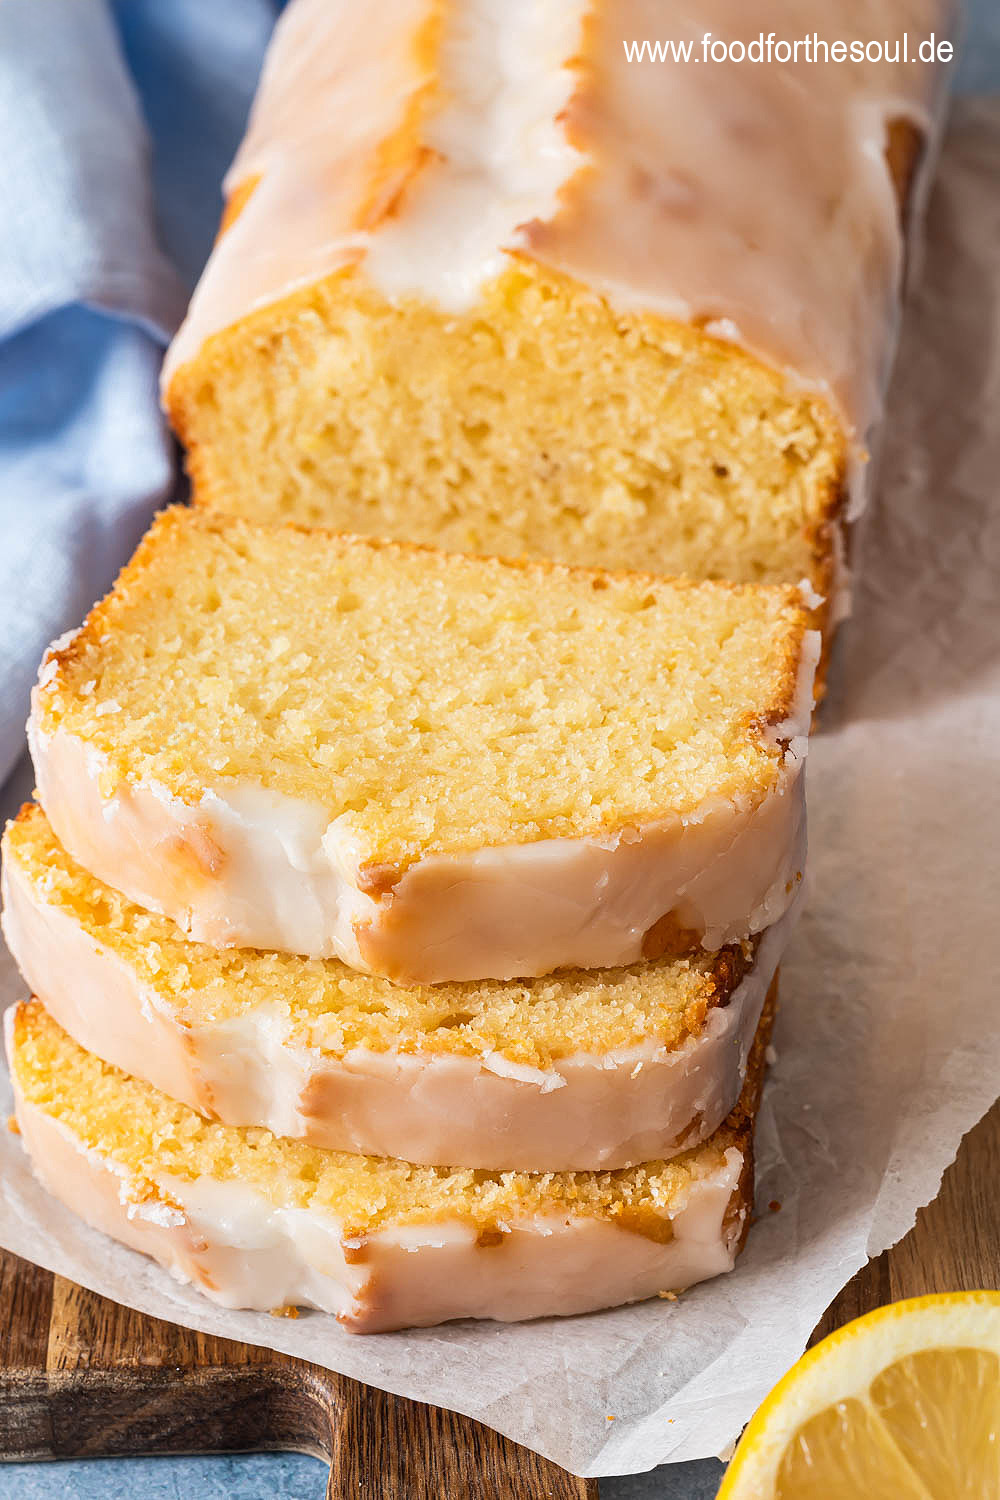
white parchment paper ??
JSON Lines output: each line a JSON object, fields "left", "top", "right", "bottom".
{"left": 1, "top": 101, "right": 998, "bottom": 1481}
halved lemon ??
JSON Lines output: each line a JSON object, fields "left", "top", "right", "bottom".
{"left": 718, "top": 1292, "right": 1000, "bottom": 1498}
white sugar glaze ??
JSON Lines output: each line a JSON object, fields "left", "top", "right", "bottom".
{"left": 29, "top": 688, "right": 811, "bottom": 984}
{"left": 164, "top": 0, "right": 954, "bottom": 450}
{"left": 10, "top": 1067, "right": 746, "bottom": 1333}
{"left": 2, "top": 847, "right": 798, "bottom": 1169}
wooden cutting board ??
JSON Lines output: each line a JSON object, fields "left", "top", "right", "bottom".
{"left": 1, "top": 1102, "right": 997, "bottom": 1498}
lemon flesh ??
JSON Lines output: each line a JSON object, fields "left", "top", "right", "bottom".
{"left": 776, "top": 1348, "right": 1000, "bottom": 1499}
{"left": 720, "top": 1294, "right": 1000, "bottom": 1499}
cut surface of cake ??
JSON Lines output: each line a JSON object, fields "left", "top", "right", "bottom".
{"left": 2, "top": 803, "right": 795, "bottom": 1170}
{"left": 163, "top": 0, "right": 953, "bottom": 624}
{"left": 30, "top": 507, "right": 816, "bottom": 984}
{"left": 7, "top": 996, "right": 772, "bottom": 1332}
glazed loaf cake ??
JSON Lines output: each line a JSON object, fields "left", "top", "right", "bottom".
{"left": 164, "top": 0, "right": 953, "bottom": 628}
{"left": 7, "top": 996, "right": 772, "bottom": 1332}
{"left": 3, "top": 802, "right": 793, "bottom": 1170}
{"left": 29, "top": 508, "right": 816, "bottom": 985}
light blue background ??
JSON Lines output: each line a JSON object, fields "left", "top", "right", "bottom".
{"left": 2, "top": 4, "right": 995, "bottom": 1497}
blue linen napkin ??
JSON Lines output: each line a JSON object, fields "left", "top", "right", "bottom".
{"left": 0, "top": 0, "right": 280, "bottom": 789}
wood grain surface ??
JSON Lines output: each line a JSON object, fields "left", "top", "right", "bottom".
{"left": 0, "top": 1102, "right": 996, "bottom": 1498}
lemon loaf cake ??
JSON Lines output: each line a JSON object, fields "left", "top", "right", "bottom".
{"left": 163, "top": 0, "right": 952, "bottom": 625}
{"left": 29, "top": 508, "right": 817, "bottom": 985}
{"left": 7, "top": 996, "right": 772, "bottom": 1332}
{"left": 3, "top": 802, "right": 795, "bottom": 1170}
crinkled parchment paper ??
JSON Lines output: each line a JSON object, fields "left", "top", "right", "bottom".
{"left": 1, "top": 100, "right": 998, "bottom": 1481}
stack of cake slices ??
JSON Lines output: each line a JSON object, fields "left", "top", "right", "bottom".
{"left": 4, "top": 507, "right": 817, "bottom": 1331}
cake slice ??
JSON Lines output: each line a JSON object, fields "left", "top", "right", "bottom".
{"left": 7, "top": 996, "right": 773, "bottom": 1332}
{"left": 163, "top": 0, "right": 950, "bottom": 630}
{"left": 30, "top": 508, "right": 816, "bottom": 984}
{"left": 2, "top": 802, "right": 795, "bottom": 1170}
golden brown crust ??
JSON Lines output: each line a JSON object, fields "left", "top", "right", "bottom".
{"left": 885, "top": 118, "right": 927, "bottom": 225}
{"left": 640, "top": 908, "right": 702, "bottom": 962}
{"left": 701, "top": 941, "right": 756, "bottom": 1023}
{"left": 722, "top": 971, "right": 778, "bottom": 1252}
{"left": 475, "top": 1227, "right": 506, "bottom": 1249}
{"left": 734, "top": 973, "right": 778, "bottom": 1127}
{"left": 217, "top": 173, "right": 261, "bottom": 239}
{"left": 36, "top": 508, "right": 197, "bottom": 719}
{"left": 10, "top": 802, "right": 36, "bottom": 832}
{"left": 353, "top": 2, "right": 443, "bottom": 231}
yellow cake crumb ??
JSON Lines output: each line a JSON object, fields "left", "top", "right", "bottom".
{"left": 5, "top": 804, "right": 756, "bottom": 1068}
{"left": 10, "top": 1000, "right": 752, "bottom": 1244}
{"left": 35, "top": 507, "right": 809, "bottom": 876}
{"left": 167, "top": 261, "right": 843, "bottom": 613}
